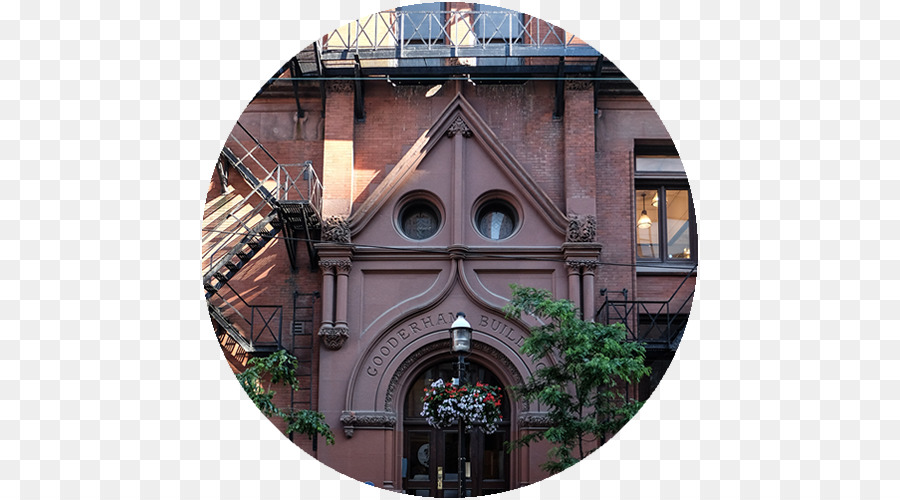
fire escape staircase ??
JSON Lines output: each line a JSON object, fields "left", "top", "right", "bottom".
{"left": 595, "top": 265, "right": 696, "bottom": 351}
{"left": 204, "top": 121, "right": 323, "bottom": 354}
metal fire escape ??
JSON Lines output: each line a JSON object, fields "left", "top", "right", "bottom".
{"left": 595, "top": 266, "right": 697, "bottom": 351}
{"left": 203, "top": 121, "right": 323, "bottom": 354}
{"left": 253, "top": 8, "right": 635, "bottom": 123}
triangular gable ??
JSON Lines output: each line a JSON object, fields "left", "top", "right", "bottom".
{"left": 349, "top": 93, "right": 568, "bottom": 235}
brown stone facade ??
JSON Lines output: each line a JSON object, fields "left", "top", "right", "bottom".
{"left": 204, "top": 30, "right": 694, "bottom": 493}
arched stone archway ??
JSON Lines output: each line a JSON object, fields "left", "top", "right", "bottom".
{"left": 399, "top": 355, "right": 512, "bottom": 496}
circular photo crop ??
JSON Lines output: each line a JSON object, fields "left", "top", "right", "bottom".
{"left": 202, "top": 3, "right": 696, "bottom": 495}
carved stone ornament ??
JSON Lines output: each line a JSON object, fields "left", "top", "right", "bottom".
{"left": 445, "top": 116, "right": 473, "bottom": 138}
{"left": 567, "top": 214, "right": 597, "bottom": 243}
{"left": 340, "top": 411, "right": 398, "bottom": 438}
{"left": 518, "top": 412, "right": 552, "bottom": 428}
{"left": 326, "top": 81, "right": 354, "bottom": 93}
{"left": 566, "top": 259, "right": 600, "bottom": 271}
{"left": 565, "top": 79, "right": 593, "bottom": 91}
{"left": 319, "top": 326, "right": 349, "bottom": 350}
{"left": 318, "top": 259, "right": 352, "bottom": 273}
{"left": 321, "top": 215, "right": 351, "bottom": 243}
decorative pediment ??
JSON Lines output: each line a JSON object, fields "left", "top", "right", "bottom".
{"left": 348, "top": 93, "right": 568, "bottom": 237}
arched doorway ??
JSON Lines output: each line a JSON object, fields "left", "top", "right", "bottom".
{"left": 402, "top": 359, "right": 511, "bottom": 497}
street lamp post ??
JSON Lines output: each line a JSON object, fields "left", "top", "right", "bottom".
{"left": 450, "top": 312, "right": 472, "bottom": 498}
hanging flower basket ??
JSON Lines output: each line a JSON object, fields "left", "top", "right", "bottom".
{"left": 421, "top": 379, "right": 503, "bottom": 434}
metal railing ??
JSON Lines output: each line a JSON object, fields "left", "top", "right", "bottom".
{"left": 218, "top": 282, "right": 284, "bottom": 350}
{"left": 203, "top": 199, "right": 272, "bottom": 277}
{"left": 204, "top": 121, "right": 323, "bottom": 277}
{"left": 323, "top": 10, "right": 600, "bottom": 59}
{"left": 227, "top": 122, "right": 323, "bottom": 207}
{"left": 595, "top": 266, "right": 696, "bottom": 350}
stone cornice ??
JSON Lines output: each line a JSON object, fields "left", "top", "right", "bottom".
{"left": 518, "top": 411, "right": 552, "bottom": 428}
{"left": 340, "top": 410, "right": 398, "bottom": 438}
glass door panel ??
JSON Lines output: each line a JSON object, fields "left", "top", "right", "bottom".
{"left": 404, "top": 429, "right": 434, "bottom": 495}
{"left": 404, "top": 359, "right": 510, "bottom": 496}
{"left": 440, "top": 429, "right": 462, "bottom": 498}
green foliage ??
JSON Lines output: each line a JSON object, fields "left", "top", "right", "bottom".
{"left": 503, "top": 285, "right": 651, "bottom": 473}
{"left": 235, "top": 350, "right": 335, "bottom": 445}
{"left": 284, "top": 408, "right": 335, "bottom": 445}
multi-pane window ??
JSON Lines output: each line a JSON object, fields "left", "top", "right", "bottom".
{"left": 635, "top": 153, "right": 696, "bottom": 265}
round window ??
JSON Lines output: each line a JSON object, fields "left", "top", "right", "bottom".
{"left": 476, "top": 200, "right": 518, "bottom": 240}
{"left": 399, "top": 201, "right": 441, "bottom": 240}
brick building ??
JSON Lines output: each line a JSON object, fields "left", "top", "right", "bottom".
{"left": 203, "top": 4, "right": 695, "bottom": 496}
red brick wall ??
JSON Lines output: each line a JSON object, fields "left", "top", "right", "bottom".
{"left": 205, "top": 80, "right": 695, "bottom": 459}
{"left": 323, "top": 85, "right": 355, "bottom": 217}
{"left": 350, "top": 81, "right": 566, "bottom": 211}
{"left": 205, "top": 92, "right": 326, "bottom": 456}
{"left": 564, "top": 85, "right": 596, "bottom": 214}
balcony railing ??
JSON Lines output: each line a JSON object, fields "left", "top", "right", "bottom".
{"left": 216, "top": 283, "right": 284, "bottom": 352}
{"left": 595, "top": 266, "right": 696, "bottom": 350}
{"left": 226, "top": 121, "right": 323, "bottom": 208}
{"left": 322, "top": 10, "right": 601, "bottom": 60}
{"left": 205, "top": 121, "right": 324, "bottom": 275}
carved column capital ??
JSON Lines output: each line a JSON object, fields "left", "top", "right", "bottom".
{"left": 566, "top": 260, "right": 584, "bottom": 272}
{"left": 319, "top": 325, "right": 349, "bottom": 350}
{"left": 567, "top": 259, "right": 600, "bottom": 271}
{"left": 319, "top": 259, "right": 352, "bottom": 273}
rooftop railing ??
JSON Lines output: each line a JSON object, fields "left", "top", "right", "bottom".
{"left": 322, "top": 9, "right": 601, "bottom": 60}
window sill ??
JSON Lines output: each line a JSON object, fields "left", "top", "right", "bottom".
{"left": 636, "top": 264, "right": 697, "bottom": 276}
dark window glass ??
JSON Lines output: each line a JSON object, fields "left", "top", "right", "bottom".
{"left": 476, "top": 201, "right": 517, "bottom": 240}
{"left": 400, "top": 201, "right": 441, "bottom": 240}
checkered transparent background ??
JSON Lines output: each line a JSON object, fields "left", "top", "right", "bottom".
{"left": 2, "top": 0, "right": 897, "bottom": 498}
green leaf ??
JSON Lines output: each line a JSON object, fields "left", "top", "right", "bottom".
{"left": 235, "top": 351, "right": 335, "bottom": 445}
{"left": 504, "top": 285, "right": 651, "bottom": 471}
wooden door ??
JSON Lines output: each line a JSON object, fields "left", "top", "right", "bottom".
{"left": 402, "top": 360, "right": 510, "bottom": 496}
